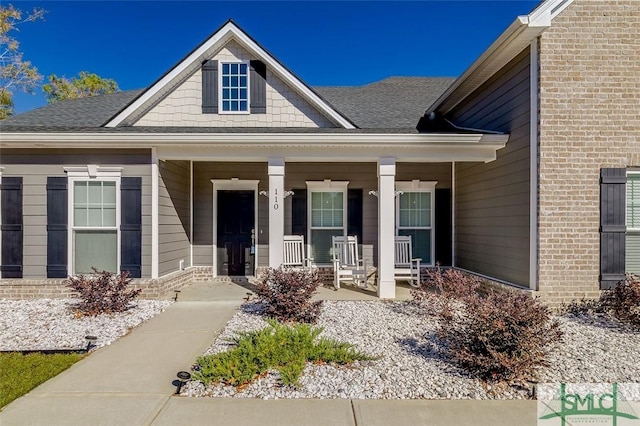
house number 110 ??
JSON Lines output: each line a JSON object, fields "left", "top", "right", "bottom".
{"left": 273, "top": 188, "right": 279, "bottom": 210}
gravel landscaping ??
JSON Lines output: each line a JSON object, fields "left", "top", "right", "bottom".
{"left": 0, "top": 299, "right": 172, "bottom": 351}
{"left": 184, "top": 300, "right": 640, "bottom": 400}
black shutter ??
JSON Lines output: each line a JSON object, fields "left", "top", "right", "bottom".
{"left": 202, "top": 60, "right": 218, "bottom": 114}
{"left": 435, "top": 188, "right": 452, "bottom": 266}
{"left": 347, "top": 189, "right": 363, "bottom": 243}
{"left": 1, "top": 177, "right": 23, "bottom": 278}
{"left": 47, "top": 177, "right": 68, "bottom": 278}
{"left": 250, "top": 60, "right": 267, "bottom": 114}
{"left": 291, "top": 189, "right": 307, "bottom": 236}
{"left": 121, "top": 177, "right": 142, "bottom": 278}
{"left": 600, "top": 168, "right": 626, "bottom": 290}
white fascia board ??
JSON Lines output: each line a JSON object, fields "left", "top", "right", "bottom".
{"left": 105, "top": 22, "right": 234, "bottom": 128}
{"left": 229, "top": 28, "right": 355, "bottom": 129}
{"left": 0, "top": 132, "right": 508, "bottom": 146}
{"left": 105, "top": 22, "right": 354, "bottom": 129}
{"left": 426, "top": 0, "right": 575, "bottom": 115}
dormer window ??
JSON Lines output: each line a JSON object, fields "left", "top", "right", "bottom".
{"left": 221, "top": 62, "right": 249, "bottom": 112}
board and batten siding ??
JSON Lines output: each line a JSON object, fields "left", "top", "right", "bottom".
{"left": 0, "top": 149, "right": 152, "bottom": 278}
{"left": 448, "top": 47, "right": 531, "bottom": 286}
{"left": 158, "top": 160, "right": 191, "bottom": 276}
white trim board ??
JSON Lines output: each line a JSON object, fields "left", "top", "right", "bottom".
{"left": 211, "top": 179, "right": 260, "bottom": 277}
{"left": 104, "top": 21, "right": 355, "bottom": 129}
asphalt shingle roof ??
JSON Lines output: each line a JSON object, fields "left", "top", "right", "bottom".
{"left": 314, "top": 77, "right": 455, "bottom": 129}
{"left": 0, "top": 77, "right": 454, "bottom": 132}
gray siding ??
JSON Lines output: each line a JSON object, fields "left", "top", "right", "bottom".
{"left": 158, "top": 160, "right": 190, "bottom": 276}
{"left": 0, "top": 150, "right": 152, "bottom": 278}
{"left": 285, "top": 162, "right": 451, "bottom": 266}
{"left": 449, "top": 47, "right": 531, "bottom": 286}
{"left": 190, "top": 161, "right": 451, "bottom": 271}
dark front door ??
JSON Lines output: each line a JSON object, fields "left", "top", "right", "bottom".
{"left": 217, "top": 190, "right": 254, "bottom": 276}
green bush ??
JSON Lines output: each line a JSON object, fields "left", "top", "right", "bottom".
{"left": 255, "top": 267, "right": 322, "bottom": 323}
{"left": 413, "top": 267, "right": 562, "bottom": 385}
{"left": 192, "top": 319, "right": 376, "bottom": 387}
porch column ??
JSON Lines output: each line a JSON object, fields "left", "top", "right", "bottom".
{"left": 378, "top": 157, "right": 396, "bottom": 298}
{"left": 268, "top": 157, "right": 285, "bottom": 268}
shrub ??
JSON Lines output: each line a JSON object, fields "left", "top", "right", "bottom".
{"left": 414, "top": 267, "right": 562, "bottom": 385}
{"left": 410, "top": 266, "right": 482, "bottom": 316}
{"left": 255, "top": 267, "right": 322, "bottom": 323}
{"left": 192, "top": 319, "right": 375, "bottom": 387}
{"left": 600, "top": 274, "right": 640, "bottom": 328}
{"left": 66, "top": 269, "right": 142, "bottom": 316}
{"left": 561, "top": 275, "right": 640, "bottom": 329}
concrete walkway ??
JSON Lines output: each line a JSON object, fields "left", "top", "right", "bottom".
{"left": 0, "top": 281, "right": 537, "bottom": 426}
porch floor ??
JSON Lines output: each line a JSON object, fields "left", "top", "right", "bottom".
{"left": 168, "top": 279, "right": 413, "bottom": 302}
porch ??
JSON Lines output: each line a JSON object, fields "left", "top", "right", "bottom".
{"left": 152, "top": 132, "right": 507, "bottom": 298}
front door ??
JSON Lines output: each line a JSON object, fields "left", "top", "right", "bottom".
{"left": 217, "top": 190, "right": 254, "bottom": 276}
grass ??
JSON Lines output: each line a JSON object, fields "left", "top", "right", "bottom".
{"left": 192, "top": 319, "right": 377, "bottom": 387}
{"left": 0, "top": 352, "right": 85, "bottom": 409}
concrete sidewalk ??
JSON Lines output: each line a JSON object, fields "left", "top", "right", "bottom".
{"left": 0, "top": 281, "right": 538, "bottom": 426}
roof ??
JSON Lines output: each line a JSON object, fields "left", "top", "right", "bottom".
{"left": 105, "top": 20, "right": 356, "bottom": 129}
{"left": 0, "top": 77, "right": 454, "bottom": 133}
{"left": 315, "top": 77, "right": 455, "bottom": 129}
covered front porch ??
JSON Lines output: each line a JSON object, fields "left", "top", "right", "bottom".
{"left": 155, "top": 132, "right": 508, "bottom": 298}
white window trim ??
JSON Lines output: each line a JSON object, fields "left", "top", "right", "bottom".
{"left": 65, "top": 166, "right": 123, "bottom": 275}
{"left": 395, "top": 180, "right": 437, "bottom": 267}
{"left": 627, "top": 171, "right": 640, "bottom": 232}
{"left": 219, "top": 60, "right": 250, "bottom": 115}
{"left": 306, "top": 180, "right": 349, "bottom": 266}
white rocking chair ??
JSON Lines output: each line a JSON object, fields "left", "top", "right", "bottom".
{"left": 394, "top": 235, "right": 421, "bottom": 288}
{"left": 332, "top": 235, "right": 368, "bottom": 289}
{"left": 282, "top": 235, "right": 315, "bottom": 270}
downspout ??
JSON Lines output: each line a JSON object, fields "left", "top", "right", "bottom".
{"left": 529, "top": 38, "right": 540, "bottom": 290}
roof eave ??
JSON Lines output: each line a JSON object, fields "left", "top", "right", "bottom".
{"left": 103, "top": 22, "right": 356, "bottom": 129}
{"left": 426, "top": 0, "right": 574, "bottom": 116}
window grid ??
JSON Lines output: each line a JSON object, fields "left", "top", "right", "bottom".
{"left": 221, "top": 62, "right": 248, "bottom": 112}
{"left": 396, "top": 190, "right": 434, "bottom": 265}
{"left": 73, "top": 181, "right": 116, "bottom": 229}
{"left": 311, "top": 192, "right": 344, "bottom": 229}
{"left": 627, "top": 174, "right": 640, "bottom": 230}
{"left": 398, "top": 192, "right": 431, "bottom": 230}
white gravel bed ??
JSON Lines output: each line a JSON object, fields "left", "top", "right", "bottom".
{"left": 0, "top": 298, "right": 172, "bottom": 351}
{"left": 184, "top": 300, "right": 640, "bottom": 400}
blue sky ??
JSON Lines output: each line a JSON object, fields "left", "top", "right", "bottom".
{"left": 10, "top": 0, "right": 540, "bottom": 114}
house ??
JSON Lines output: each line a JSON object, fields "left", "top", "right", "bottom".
{"left": 1, "top": 0, "right": 638, "bottom": 305}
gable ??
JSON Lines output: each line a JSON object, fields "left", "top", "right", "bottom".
{"left": 134, "top": 40, "right": 335, "bottom": 128}
{"left": 105, "top": 21, "right": 354, "bottom": 129}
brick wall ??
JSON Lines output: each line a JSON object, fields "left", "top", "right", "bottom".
{"left": 0, "top": 267, "right": 213, "bottom": 300}
{"left": 537, "top": 0, "right": 640, "bottom": 306}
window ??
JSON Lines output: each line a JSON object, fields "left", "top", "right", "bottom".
{"left": 65, "top": 166, "right": 122, "bottom": 275}
{"left": 307, "top": 181, "right": 348, "bottom": 264}
{"left": 220, "top": 62, "right": 248, "bottom": 112}
{"left": 71, "top": 180, "right": 119, "bottom": 274}
{"left": 396, "top": 181, "right": 436, "bottom": 265}
{"left": 626, "top": 173, "right": 640, "bottom": 273}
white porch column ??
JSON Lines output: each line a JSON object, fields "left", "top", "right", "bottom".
{"left": 151, "top": 147, "right": 159, "bottom": 279}
{"left": 268, "top": 157, "right": 285, "bottom": 268}
{"left": 378, "top": 157, "right": 396, "bottom": 298}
